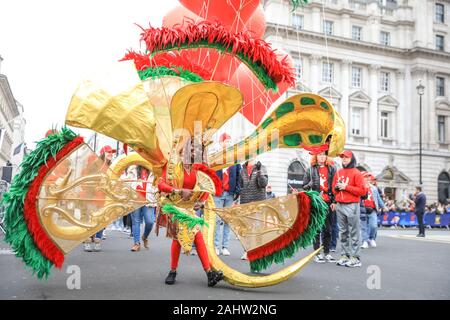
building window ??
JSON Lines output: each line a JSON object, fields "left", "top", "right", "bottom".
{"left": 380, "top": 111, "right": 390, "bottom": 138}
{"left": 436, "top": 77, "right": 445, "bottom": 96}
{"left": 352, "top": 26, "right": 362, "bottom": 41}
{"left": 324, "top": 20, "right": 334, "bottom": 36}
{"left": 292, "top": 14, "right": 304, "bottom": 30}
{"left": 436, "top": 35, "right": 445, "bottom": 51}
{"left": 380, "top": 72, "right": 390, "bottom": 92}
{"left": 322, "top": 62, "right": 333, "bottom": 83}
{"left": 436, "top": 3, "right": 445, "bottom": 23}
{"left": 438, "top": 115, "right": 446, "bottom": 143}
{"left": 351, "top": 67, "right": 362, "bottom": 88}
{"left": 380, "top": 31, "right": 391, "bottom": 46}
{"left": 351, "top": 108, "right": 362, "bottom": 136}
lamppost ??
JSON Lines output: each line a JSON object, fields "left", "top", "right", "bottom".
{"left": 416, "top": 80, "right": 425, "bottom": 185}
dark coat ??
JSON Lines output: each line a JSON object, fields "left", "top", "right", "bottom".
{"left": 414, "top": 192, "right": 427, "bottom": 213}
{"left": 239, "top": 161, "right": 268, "bottom": 204}
{"left": 302, "top": 164, "right": 336, "bottom": 203}
{"left": 215, "top": 164, "right": 241, "bottom": 196}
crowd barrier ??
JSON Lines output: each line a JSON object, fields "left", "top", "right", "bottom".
{"left": 378, "top": 211, "right": 450, "bottom": 228}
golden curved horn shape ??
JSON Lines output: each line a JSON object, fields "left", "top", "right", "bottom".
{"left": 208, "top": 93, "right": 345, "bottom": 171}
{"left": 203, "top": 197, "right": 321, "bottom": 288}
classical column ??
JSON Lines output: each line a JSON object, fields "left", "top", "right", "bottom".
{"left": 427, "top": 70, "right": 438, "bottom": 149}
{"left": 395, "top": 70, "right": 406, "bottom": 148}
{"left": 369, "top": 64, "right": 381, "bottom": 145}
{"left": 309, "top": 54, "right": 322, "bottom": 93}
{"left": 341, "top": 14, "right": 350, "bottom": 38}
{"left": 311, "top": 7, "right": 321, "bottom": 33}
{"left": 340, "top": 59, "right": 352, "bottom": 139}
{"left": 368, "top": 15, "right": 380, "bottom": 44}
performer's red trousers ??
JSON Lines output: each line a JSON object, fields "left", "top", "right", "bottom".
{"left": 170, "top": 232, "right": 210, "bottom": 270}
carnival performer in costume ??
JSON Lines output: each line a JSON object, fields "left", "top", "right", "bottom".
{"left": 157, "top": 138, "right": 224, "bottom": 287}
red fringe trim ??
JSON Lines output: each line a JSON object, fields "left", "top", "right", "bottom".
{"left": 247, "top": 193, "right": 311, "bottom": 262}
{"left": 121, "top": 50, "right": 213, "bottom": 80}
{"left": 23, "top": 136, "right": 84, "bottom": 268}
{"left": 138, "top": 21, "right": 295, "bottom": 86}
{"left": 193, "top": 163, "right": 223, "bottom": 196}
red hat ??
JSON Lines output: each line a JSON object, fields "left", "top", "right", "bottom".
{"left": 99, "top": 145, "right": 116, "bottom": 154}
{"left": 339, "top": 150, "right": 353, "bottom": 158}
{"left": 304, "top": 144, "right": 329, "bottom": 155}
{"left": 362, "top": 172, "right": 376, "bottom": 180}
{"left": 219, "top": 133, "right": 231, "bottom": 142}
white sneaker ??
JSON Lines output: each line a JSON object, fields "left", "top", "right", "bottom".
{"left": 221, "top": 248, "right": 231, "bottom": 256}
{"left": 324, "top": 254, "right": 336, "bottom": 263}
{"left": 369, "top": 239, "right": 377, "bottom": 248}
{"left": 361, "top": 241, "right": 369, "bottom": 249}
{"left": 346, "top": 256, "right": 362, "bottom": 268}
{"left": 314, "top": 253, "right": 325, "bottom": 263}
{"left": 241, "top": 252, "right": 247, "bottom": 260}
{"left": 83, "top": 242, "right": 93, "bottom": 252}
{"left": 215, "top": 247, "right": 221, "bottom": 255}
{"left": 93, "top": 240, "right": 101, "bottom": 252}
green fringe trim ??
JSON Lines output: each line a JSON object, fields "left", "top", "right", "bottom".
{"left": 291, "top": 0, "right": 310, "bottom": 11}
{"left": 249, "top": 190, "right": 328, "bottom": 272}
{"left": 1, "top": 126, "right": 78, "bottom": 279}
{"left": 161, "top": 204, "right": 208, "bottom": 230}
{"left": 138, "top": 66, "right": 204, "bottom": 83}
{"left": 150, "top": 41, "right": 279, "bottom": 92}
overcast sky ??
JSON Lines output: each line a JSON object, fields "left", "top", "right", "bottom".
{"left": 0, "top": 0, "right": 178, "bottom": 148}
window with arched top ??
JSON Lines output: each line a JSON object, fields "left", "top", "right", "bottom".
{"left": 287, "top": 160, "right": 306, "bottom": 194}
{"left": 438, "top": 172, "right": 450, "bottom": 204}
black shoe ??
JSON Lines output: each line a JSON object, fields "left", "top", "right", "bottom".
{"left": 165, "top": 270, "right": 177, "bottom": 285}
{"left": 416, "top": 233, "right": 425, "bottom": 238}
{"left": 207, "top": 270, "right": 224, "bottom": 287}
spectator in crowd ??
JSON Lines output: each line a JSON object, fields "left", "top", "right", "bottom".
{"left": 83, "top": 145, "right": 115, "bottom": 252}
{"left": 330, "top": 216, "right": 339, "bottom": 253}
{"left": 302, "top": 150, "right": 336, "bottom": 263}
{"left": 361, "top": 173, "right": 385, "bottom": 249}
{"left": 332, "top": 150, "right": 367, "bottom": 268}
{"left": 238, "top": 158, "right": 268, "bottom": 260}
{"left": 412, "top": 186, "right": 427, "bottom": 237}
{"left": 130, "top": 166, "right": 157, "bottom": 252}
{"left": 266, "top": 185, "right": 276, "bottom": 199}
{"left": 214, "top": 133, "right": 241, "bottom": 257}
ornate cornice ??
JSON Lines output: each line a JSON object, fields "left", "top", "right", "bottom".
{"left": 266, "top": 24, "right": 450, "bottom": 62}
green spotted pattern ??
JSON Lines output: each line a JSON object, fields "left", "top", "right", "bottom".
{"left": 300, "top": 97, "right": 316, "bottom": 106}
{"left": 261, "top": 117, "right": 274, "bottom": 129}
{"left": 283, "top": 133, "right": 302, "bottom": 146}
{"left": 320, "top": 101, "right": 329, "bottom": 110}
{"left": 275, "top": 102, "right": 295, "bottom": 119}
{"left": 308, "top": 135, "right": 323, "bottom": 144}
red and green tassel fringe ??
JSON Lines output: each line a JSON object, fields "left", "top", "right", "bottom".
{"left": 161, "top": 204, "right": 208, "bottom": 230}
{"left": 138, "top": 66, "right": 204, "bottom": 83}
{"left": 139, "top": 21, "right": 295, "bottom": 91}
{"left": 1, "top": 127, "right": 83, "bottom": 279}
{"left": 248, "top": 190, "right": 328, "bottom": 272}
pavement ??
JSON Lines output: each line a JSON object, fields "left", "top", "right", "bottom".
{"left": 1, "top": 227, "right": 449, "bottom": 300}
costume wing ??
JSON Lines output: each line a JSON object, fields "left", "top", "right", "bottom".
{"left": 211, "top": 191, "right": 327, "bottom": 272}
{"left": 1, "top": 128, "right": 147, "bottom": 278}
